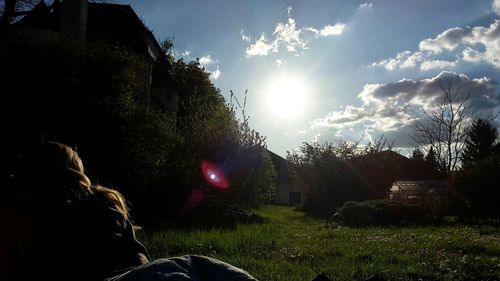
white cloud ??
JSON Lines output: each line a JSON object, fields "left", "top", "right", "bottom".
{"left": 246, "top": 34, "right": 277, "bottom": 57}
{"left": 493, "top": 0, "right": 500, "bottom": 15}
{"left": 274, "top": 17, "right": 307, "bottom": 52}
{"left": 419, "top": 27, "right": 472, "bottom": 54}
{"left": 243, "top": 7, "right": 346, "bottom": 57}
{"left": 420, "top": 59, "right": 457, "bottom": 71}
{"left": 358, "top": 3, "right": 373, "bottom": 10}
{"left": 211, "top": 66, "right": 221, "bottom": 79}
{"left": 199, "top": 55, "right": 218, "bottom": 65}
{"left": 371, "top": 51, "right": 424, "bottom": 71}
{"left": 312, "top": 72, "right": 498, "bottom": 136}
{"left": 240, "top": 30, "right": 251, "bottom": 42}
{"left": 462, "top": 47, "right": 482, "bottom": 63}
{"left": 372, "top": 20, "right": 500, "bottom": 70}
{"left": 400, "top": 52, "right": 424, "bottom": 68}
{"left": 320, "top": 24, "right": 346, "bottom": 36}
{"left": 276, "top": 59, "right": 285, "bottom": 67}
{"left": 306, "top": 23, "right": 346, "bottom": 38}
{"left": 182, "top": 50, "right": 191, "bottom": 57}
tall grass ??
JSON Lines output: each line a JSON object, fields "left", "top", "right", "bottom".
{"left": 139, "top": 206, "right": 500, "bottom": 281}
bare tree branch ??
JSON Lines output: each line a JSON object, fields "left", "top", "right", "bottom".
{"left": 411, "top": 83, "right": 476, "bottom": 174}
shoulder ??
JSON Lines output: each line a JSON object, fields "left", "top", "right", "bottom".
{"left": 74, "top": 193, "right": 128, "bottom": 231}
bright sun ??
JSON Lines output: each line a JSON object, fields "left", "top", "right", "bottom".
{"left": 265, "top": 75, "right": 309, "bottom": 118}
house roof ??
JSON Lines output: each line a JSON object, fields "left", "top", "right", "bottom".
{"left": 350, "top": 150, "right": 413, "bottom": 163}
{"left": 13, "top": 1, "right": 164, "bottom": 61}
{"left": 392, "top": 180, "right": 447, "bottom": 191}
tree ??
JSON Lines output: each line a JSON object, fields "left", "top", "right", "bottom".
{"left": 286, "top": 137, "right": 398, "bottom": 216}
{"left": 450, "top": 155, "right": 500, "bottom": 217}
{"left": 410, "top": 148, "right": 425, "bottom": 163}
{"left": 461, "top": 118, "right": 498, "bottom": 168}
{"left": 412, "top": 84, "right": 475, "bottom": 174}
{"left": 424, "top": 147, "right": 446, "bottom": 178}
{"left": 424, "top": 147, "right": 438, "bottom": 170}
{"left": 287, "top": 141, "right": 367, "bottom": 216}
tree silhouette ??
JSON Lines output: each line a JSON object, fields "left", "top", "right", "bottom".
{"left": 461, "top": 118, "right": 498, "bottom": 168}
{"left": 410, "top": 148, "right": 425, "bottom": 163}
{"left": 424, "top": 147, "right": 444, "bottom": 178}
{"left": 412, "top": 84, "right": 475, "bottom": 174}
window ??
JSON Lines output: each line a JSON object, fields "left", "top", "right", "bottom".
{"left": 407, "top": 195, "right": 420, "bottom": 203}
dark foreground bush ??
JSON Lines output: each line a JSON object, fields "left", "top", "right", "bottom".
{"left": 335, "top": 200, "right": 429, "bottom": 226}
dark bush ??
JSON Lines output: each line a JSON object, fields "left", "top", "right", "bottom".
{"left": 335, "top": 200, "right": 428, "bottom": 227}
{"left": 450, "top": 155, "right": 500, "bottom": 219}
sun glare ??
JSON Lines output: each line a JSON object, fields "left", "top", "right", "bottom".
{"left": 265, "top": 75, "right": 309, "bottom": 118}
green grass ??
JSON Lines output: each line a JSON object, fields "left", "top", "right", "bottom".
{"left": 139, "top": 205, "right": 500, "bottom": 281}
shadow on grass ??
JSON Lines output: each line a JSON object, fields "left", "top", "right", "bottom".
{"left": 144, "top": 209, "right": 270, "bottom": 232}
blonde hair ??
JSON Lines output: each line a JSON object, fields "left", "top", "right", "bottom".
{"left": 15, "top": 142, "right": 129, "bottom": 219}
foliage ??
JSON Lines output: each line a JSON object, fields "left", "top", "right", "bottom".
{"left": 287, "top": 142, "right": 362, "bottom": 217}
{"left": 407, "top": 147, "right": 444, "bottom": 179}
{"left": 165, "top": 53, "right": 277, "bottom": 217}
{"left": 460, "top": 118, "right": 498, "bottom": 168}
{"left": 409, "top": 148, "right": 442, "bottom": 179}
{"left": 410, "top": 148, "right": 425, "bottom": 163}
{"left": 447, "top": 119, "right": 500, "bottom": 219}
{"left": 334, "top": 200, "right": 430, "bottom": 227}
{"left": 287, "top": 135, "right": 458, "bottom": 217}
{"left": 450, "top": 150, "right": 500, "bottom": 218}
{"left": 198, "top": 90, "right": 276, "bottom": 213}
{"left": 141, "top": 205, "right": 500, "bottom": 281}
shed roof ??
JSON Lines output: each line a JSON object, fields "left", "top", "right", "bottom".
{"left": 392, "top": 180, "right": 446, "bottom": 191}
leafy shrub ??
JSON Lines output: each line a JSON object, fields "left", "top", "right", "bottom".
{"left": 335, "top": 200, "right": 428, "bottom": 227}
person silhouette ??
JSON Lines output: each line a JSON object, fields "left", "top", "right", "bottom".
{"left": 0, "top": 142, "right": 258, "bottom": 281}
{"left": 0, "top": 142, "right": 150, "bottom": 281}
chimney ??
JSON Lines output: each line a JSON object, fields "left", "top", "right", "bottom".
{"left": 60, "top": 0, "right": 88, "bottom": 42}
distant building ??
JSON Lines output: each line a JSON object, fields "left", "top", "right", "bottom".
{"left": 389, "top": 180, "right": 449, "bottom": 205}
{"left": 10, "top": 0, "right": 177, "bottom": 120}
{"left": 268, "top": 151, "right": 306, "bottom": 206}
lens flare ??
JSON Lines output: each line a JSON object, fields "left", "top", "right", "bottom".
{"left": 201, "top": 160, "right": 229, "bottom": 189}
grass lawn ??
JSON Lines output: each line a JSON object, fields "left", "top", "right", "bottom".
{"left": 140, "top": 205, "right": 500, "bottom": 281}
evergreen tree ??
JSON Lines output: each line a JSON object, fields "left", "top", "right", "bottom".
{"left": 461, "top": 118, "right": 498, "bottom": 168}
{"left": 424, "top": 147, "right": 444, "bottom": 178}
{"left": 410, "top": 148, "right": 425, "bottom": 163}
{"left": 425, "top": 147, "right": 438, "bottom": 170}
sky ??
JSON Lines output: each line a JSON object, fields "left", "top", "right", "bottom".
{"left": 121, "top": 0, "right": 500, "bottom": 157}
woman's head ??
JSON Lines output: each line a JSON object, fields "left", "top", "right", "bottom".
{"left": 14, "top": 142, "right": 127, "bottom": 218}
{"left": 14, "top": 142, "right": 91, "bottom": 205}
